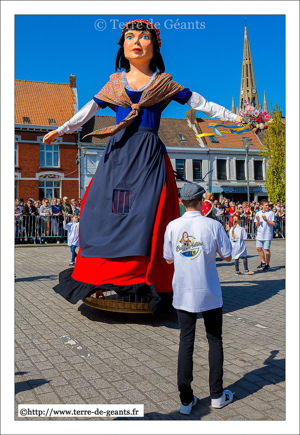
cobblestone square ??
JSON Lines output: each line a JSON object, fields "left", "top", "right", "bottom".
{"left": 14, "top": 240, "right": 286, "bottom": 424}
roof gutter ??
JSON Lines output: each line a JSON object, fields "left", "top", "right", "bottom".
{"left": 15, "top": 123, "right": 82, "bottom": 132}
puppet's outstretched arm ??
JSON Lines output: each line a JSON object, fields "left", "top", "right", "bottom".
{"left": 43, "top": 100, "right": 101, "bottom": 145}
{"left": 187, "top": 92, "right": 241, "bottom": 123}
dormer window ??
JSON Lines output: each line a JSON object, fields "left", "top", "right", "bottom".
{"left": 22, "top": 116, "right": 31, "bottom": 124}
{"left": 208, "top": 135, "right": 219, "bottom": 144}
{"left": 48, "top": 118, "right": 56, "bottom": 126}
{"left": 177, "top": 133, "right": 187, "bottom": 142}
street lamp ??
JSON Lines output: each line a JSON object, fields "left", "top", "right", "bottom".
{"left": 76, "top": 146, "right": 87, "bottom": 164}
{"left": 241, "top": 137, "right": 252, "bottom": 203}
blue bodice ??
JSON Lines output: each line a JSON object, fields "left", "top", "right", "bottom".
{"left": 93, "top": 73, "right": 192, "bottom": 131}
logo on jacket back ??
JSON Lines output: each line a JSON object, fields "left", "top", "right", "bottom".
{"left": 176, "top": 231, "right": 205, "bottom": 260}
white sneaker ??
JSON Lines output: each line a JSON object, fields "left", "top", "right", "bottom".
{"left": 211, "top": 390, "right": 233, "bottom": 408}
{"left": 180, "top": 395, "right": 198, "bottom": 415}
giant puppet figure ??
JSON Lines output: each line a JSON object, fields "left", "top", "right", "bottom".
{"left": 45, "top": 19, "right": 241, "bottom": 313}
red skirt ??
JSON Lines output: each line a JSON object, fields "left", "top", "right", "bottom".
{"left": 71, "top": 154, "right": 179, "bottom": 293}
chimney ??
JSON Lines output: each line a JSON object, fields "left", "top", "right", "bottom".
{"left": 186, "top": 108, "right": 197, "bottom": 125}
{"left": 69, "top": 74, "right": 76, "bottom": 88}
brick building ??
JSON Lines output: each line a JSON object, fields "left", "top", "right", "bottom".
{"left": 15, "top": 75, "right": 80, "bottom": 201}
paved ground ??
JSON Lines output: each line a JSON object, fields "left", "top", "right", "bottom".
{"left": 15, "top": 240, "right": 285, "bottom": 421}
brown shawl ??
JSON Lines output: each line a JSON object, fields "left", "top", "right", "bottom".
{"left": 83, "top": 72, "right": 184, "bottom": 139}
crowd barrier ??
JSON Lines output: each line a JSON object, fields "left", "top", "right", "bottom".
{"left": 15, "top": 214, "right": 285, "bottom": 244}
{"left": 15, "top": 215, "right": 73, "bottom": 244}
{"left": 215, "top": 214, "right": 285, "bottom": 239}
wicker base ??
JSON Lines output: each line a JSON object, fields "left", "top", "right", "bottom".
{"left": 82, "top": 290, "right": 151, "bottom": 314}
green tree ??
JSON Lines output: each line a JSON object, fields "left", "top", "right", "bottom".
{"left": 260, "top": 105, "right": 285, "bottom": 203}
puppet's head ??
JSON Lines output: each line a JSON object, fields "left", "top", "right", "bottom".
{"left": 115, "top": 19, "right": 165, "bottom": 73}
{"left": 205, "top": 192, "right": 214, "bottom": 202}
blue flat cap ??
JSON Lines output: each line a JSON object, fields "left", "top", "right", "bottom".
{"left": 180, "top": 183, "right": 206, "bottom": 200}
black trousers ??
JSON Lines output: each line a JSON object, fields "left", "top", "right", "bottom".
{"left": 177, "top": 307, "right": 223, "bottom": 404}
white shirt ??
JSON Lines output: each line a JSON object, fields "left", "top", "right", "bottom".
{"left": 254, "top": 210, "right": 276, "bottom": 241}
{"left": 63, "top": 221, "right": 79, "bottom": 247}
{"left": 56, "top": 92, "right": 237, "bottom": 136}
{"left": 228, "top": 226, "right": 247, "bottom": 259}
{"left": 163, "top": 211, "right": 232, "bottom": 313}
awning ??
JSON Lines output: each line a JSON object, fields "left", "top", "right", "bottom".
{"left": 210, "top": 186, "right": 223, "bottom": 193}
{"left": 251, "top": 186, "right": 267, "bottom": 193}
{"left": 222, "top": 186, "right": 267, "bottom": 193}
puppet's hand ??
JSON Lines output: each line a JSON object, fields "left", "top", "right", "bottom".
{"left": 43, "top": 130, "right": 59, "bottom": 145}
{"left": 235, "top": 115, "right": 242, "bottom": 123}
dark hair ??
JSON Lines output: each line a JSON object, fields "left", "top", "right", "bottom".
{"left": 181, "top": 198, "right": 202, "bottom": 209}
{"left": 261, "top": 199, "right": 268, "bottom": 206}
{"left": 115, "top": 22, "right": 165, "bottom": 73}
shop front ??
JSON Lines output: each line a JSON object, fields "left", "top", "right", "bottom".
{"left": 221, "top": 186, "right": 268, "bottom": 203}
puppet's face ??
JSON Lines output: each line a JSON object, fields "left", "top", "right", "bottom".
{"left": 123, "top": 30, "right": 154, "bottom": 64}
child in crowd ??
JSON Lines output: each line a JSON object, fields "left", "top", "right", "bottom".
{"left": 229, "top": 215, "right": 254, "bottom": 275}
{"left": 63, "top": 214, "right": 79, "bottom": 266}
{"left": 71, "top": 203, "right": 80, "bottom": 216}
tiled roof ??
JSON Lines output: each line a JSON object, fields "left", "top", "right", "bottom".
{"left": 81, "top": 116, "right": 202, "bottom": 148}
{"left": 15, "top": 80, "right": 77, "bottom": 126}
{"left": 159, "top": 118, "right": 201, "bottom": 148}
{"left": 80, "top": 114, "right": 265, "bottom": 150}
{"left": 196, "top": 118, "right": 263, "bottom": 149}
{"left": 80, "top": 116, "right": 116, "bottom": 144}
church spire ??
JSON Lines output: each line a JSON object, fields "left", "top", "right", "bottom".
{"left": 239, "top": 21, "right": 259, "bottom": 110}
{"left": 263, "top": 91, "right": 268, "bottom": 113}
{"left": 231, "top": 95, "right": 236, "bottom": 113}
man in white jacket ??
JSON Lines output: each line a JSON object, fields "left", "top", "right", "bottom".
{"left": 163, "top": 183, "right": 233, "bottom": 415}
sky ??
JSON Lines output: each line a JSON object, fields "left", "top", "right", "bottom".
{"left": 15, "top": 14, "right": 285, "bottom": 119}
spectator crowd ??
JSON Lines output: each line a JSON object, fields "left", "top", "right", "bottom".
{"left": 15, "top": 196, "right": 81, "bottom": 244}
{"left": 16, "top": 195, "right": 286, "bottom": 245}
{"left": 212, "top": 198, "right": 285, "bottom": 238}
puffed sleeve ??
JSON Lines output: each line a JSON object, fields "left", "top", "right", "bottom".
{"left": 187, "top": 91, "right": 237, "bottom": 122}
{"left": 57, "top": 99, "right": 102, "bottom": 136}
{"left": 170, "top": 88, "right": 193, "bottom": 105}
{"left": 93, "top": 96, "right": 110, "bottom": 108}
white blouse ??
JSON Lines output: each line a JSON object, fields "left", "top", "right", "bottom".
{"left": 57, "top": 92, "right": 237, "bottom": 136}
{"left": 63, "top": 221, "right": 79, "bottom": 247}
